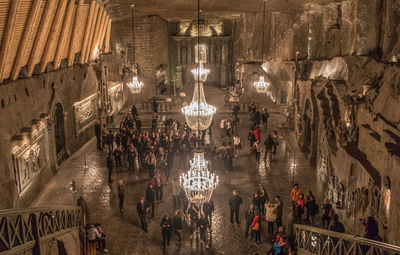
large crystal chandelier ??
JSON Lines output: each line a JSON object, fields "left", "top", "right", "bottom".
{"left": 180, "top": 152, "right": 219, "bottom": 206}
{"left": 127, "top": 4, "right": 144, "bottom": 94}
{"left": 181, "top": 78, "right": 216, "bottom": 131}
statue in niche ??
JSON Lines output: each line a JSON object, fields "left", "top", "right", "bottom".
{"left": 379, "top": 176, "right": 391, "bottom": 227}
{"left": 370, "top": 185, "right": 380, "bottom": 217}
{"left": 362, "top": 188, "right": 369, "bottom": 212}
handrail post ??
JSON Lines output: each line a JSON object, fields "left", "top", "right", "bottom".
{"left": 31, "top": 213, "right": 41, "bottom": 255}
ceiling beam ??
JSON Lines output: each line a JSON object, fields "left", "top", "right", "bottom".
{"left": 11, "top": 0, "right": 43, "bottom": 80}
{"left": 104, "top": 18, "right": 112, "bottom": 53}
{"left": 88, "top": 6, "right": 104, "bottom": 61}
{"left": 40, "top": 0, "right": 68, "bottom": 73}
{"left": 54, "top": 0, "right": 75, "bottom": 70}
{"left": 27, "top": 0, "right": 58, "bottom": 77}
{"left": 0, "top": 0, "right": 21, "bottom": 83}
{"left": 80, "top": 1, "right": 96, "bottom": 64}
{"left": 98, "top": 15, "right": 109, "bottom": 52}
{"left": 67, "top": 0, "right": 84, "bottom": 67}
{"left": 84, "top": 3, "right": 100, "bottom": 63}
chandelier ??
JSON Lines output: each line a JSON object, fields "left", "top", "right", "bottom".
{"left": 254, "top": 75, "right": 269, "bottom": 93}
{"left": 180, "top": 152, "right": 219, "bottom": 206}
{"left": 181, "top": 80, "right": 216, "bottom": 131}
{"left": 127, "top": 4, "right": 144, "bottom": 95}
{"left": 127, "top": 76, "right": 143, "bottom": 94}
{"left": 192, "top": 61, "right": 210, "bottom": 82}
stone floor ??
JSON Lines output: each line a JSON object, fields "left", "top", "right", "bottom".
{"left": 32, "top": 110, "right": 317, "bottom": 255}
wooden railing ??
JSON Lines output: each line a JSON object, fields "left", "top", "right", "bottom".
{"left": 294, "top": 224, "right": 400, "bottom": 255}
{"left": 0, "top": 206, "right": 82, "bottom": 255}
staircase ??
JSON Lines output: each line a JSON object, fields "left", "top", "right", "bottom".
{"left": 294, "top": 224, "right": 400, "bottom": 255}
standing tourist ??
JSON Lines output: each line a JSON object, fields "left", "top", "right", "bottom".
{"left": 250, "top": 211, "right": 262, "bottom": 244}
{"left": 173, "top": 210, "right": 183, "bottom": 243}
{"left": 266, "top": 202, "right": 278, "bottom": 238}
{"left": 245, "top": 204, "right": 256, "bottom": 238}
{"left": 160, "top": 215, "right": 172, "bottom": 251}
{"left": 257, "top": 184, "right": 268, "bottom": 215}
{"left": 198, "top": 213, "right": 210, "bottom": 249}
{"left": 137, "top": 198, "right": 149, "bottom": 233}
{"left": 203, "top": 200, "right": 214, "bottom": 228}
{"left": 152, "top": 171, "right": 163, "bottom": 201}
{"left": 294, "top": 193, "right": 305, "bottom": 224}
{"left": 146, "top": 183, "right": 155, "bottom": 218}
{"left": 322, "top": 198, "right": 333, "bottom": 229}
{"left": 117, "top": 180, "right": 125, "bottom": 212}
{"left": 275, "top": 196, "right": 283, "bottom": 228}
{"left": 94, "top": 121, "right": 102, "bottom": 151}
{"left": 145, "top": 150, "right": 156, "bottom": 179}
{"left": 229, "top": 190, "right": 243, "bottom": 224}
{"left": 188, "top": 203, "right": 200, "bottom": 240}
{"left": 106, "top": 154, "right": 114, "bottom": 183}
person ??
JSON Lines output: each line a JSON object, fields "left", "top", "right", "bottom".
{"left": 160, "top": 215, "right": 172, "bottom": 251}
{"left": 198, "top": 213, "right": 209, "bottom": 249}
{"left": 305, "top": 191, "right": 318, "bottom": 226}
{"left": 290, "top": 184, "right": 302, "bottom": 209}
{"left": 88, "top": 224, "right": 109, "bottom": 253}
{"left": 106, "top": 154, "right": 113, "bottom": 183}
{"left": 152, "top": 99, "right": 159, "bottom": 113}
{"left": 117, "top": 180, "right": 125, "bottom": 212}
{"left": 266, "top": 202, "right": 278, "bottom": 238}
{"left": 136, "top": 117, "right": 142, "bottom": 134}
{"left": 127, "top": 145, "right": 136, "bottom": 172}
{"left": 272, "top": 130, "right": 279, "bottom": 155}
{"left": 188, "top": 203, "right": 200, "bottom": 239}
{"left": 322, "top": 198, "right": 333, "bottom": 229}
{"left": 264, "top": 134, "right": 274, "bottom": 162}
{"left": 152, "top": 171, "right": 163, "bottom": 201}
{"left": 112, "top": 145, "right": 123, "bottom": 169}
{"left": 294, "top": 193, "right": 304, "bottom": 224}
{"left": 361, "top": 217, "right": 382, "bottom": 254}
{"left": 257, "top": 184, "right": 268, "bottom": 215}
{"left": 250, "top": 211, "right": 262, "bottom": 244}
{"left": 146, "top": 183, "right": 155, "bottom": 217}
{"left": 233, "top": 133, "right": 241, "bottom": 157}
{"left": 245, "top": 204, "right": 256, "bottom": 238}
{"left": 203, "top": 200, "right": 214, "bottom": 228}
{"left": 101, "top": 124, "right": 107, "bottom": 149}
{"left": 94, "top": 121, "right": 102, "bottom": 150}
{"left": 172, "top": 178, "right": 181, "bottom": 207}
{"left": 219, "top": 118, "right": 226, "bottom": 138}
{"left": 329, "top": 214, "right": 345, "bottom": 233}
{"left": 172, "top": 210, "right": 183, "bottom": 242}
{"left": 254, "top": 139, "right": 262, "bottom": 161}
{"left": 131, "top": 104, "right": 138, "bottom": 117}
{"left": 261, "top": 108, "right": 270, "bottom": 128}
{"left": 267, "top": 226, "right": 285, "bottom": 254}
{"left": 229, "top": 190, "right": 243, "bottom": 224}
{"left": 152, "top": 112, "right": 158, "bottom": 131}
{"left": 275, "top": 196, "right": 283, "bottom": 228}
{"left": 137, "top": 198, "right": 149, "bottom": 233}
{"left": 105, "top": 130, "right": 114, "bottom": 153}
{"left": 267, "top": 234, "right": 290, "bottom": 255}
{"left": 145, "top": 150, "right": 156, "bottom": 179}
{"left": 252, "top": 192, "right": 262, "bottom": 212}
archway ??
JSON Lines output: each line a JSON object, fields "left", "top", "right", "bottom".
{"left": 53, "top": 103, "right": 66, "bottom": 155}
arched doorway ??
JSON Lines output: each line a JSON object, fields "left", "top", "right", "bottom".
{"left": 53, "top": 103, "right": 66, "bottom": 156}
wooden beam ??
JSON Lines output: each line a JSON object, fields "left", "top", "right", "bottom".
{"left": 91, "top": 12, "right": 107, "bottom": 58}
{"left": 54, "top": 0, "right": 75, "bottom": 70}
{"left": 80, "top": 1, "right": 96, "bottom": 64}
{"left": 85, "top": 5, "right": 102, "bottom": 62}
{"left": 40, "top": 0, "right": 68, "bottom": 73}
{"left": 104, "top": 18, "right": 111, "bottom": 53}
{"left": 11, "top": 0, "right": 43, "bottom": 80}
{"left": 0, "top": 0, "right": 21, "bottom": 83}
{"left": 27, "top": 0, "right": 58, "bottom": 77}
{"left": 98, "top": 15, "right": 109, "bottom": 53}
{"left": 67, "top": 0, "right": 84, "bottom": 67}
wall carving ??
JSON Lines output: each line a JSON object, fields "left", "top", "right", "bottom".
{"left": 73, "top": 94, "right": 98, "bottom": 136}
{"left": 12, "top": 122, "right": 47, "bottom": 194}
{"left": 108, "top": 83, "right": 123, "bottom": 115}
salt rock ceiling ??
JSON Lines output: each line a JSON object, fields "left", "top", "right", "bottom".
{"left": 102, "top": 0, "right": 342, "bottom": 21}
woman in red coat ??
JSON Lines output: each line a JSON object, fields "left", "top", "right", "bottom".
{"left": 250, "top": 211, "right": 262, "bottom": 244}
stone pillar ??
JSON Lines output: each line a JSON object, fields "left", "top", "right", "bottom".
{"left": 220, "top": 41, "right": 227, "bottom": 86}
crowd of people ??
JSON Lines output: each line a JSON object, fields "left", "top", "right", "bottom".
{"left": 89, "top": 101, "right": 382, "bottom": 254}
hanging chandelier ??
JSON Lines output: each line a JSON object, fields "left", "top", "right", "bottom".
{"left": 180, "top": 152, "right": 219, "bottom": 206}
{"left": 191, "top": 61, "right": 210, "bottom": 82}
{"left": 181, "top": 79, "right": 216, "bottom": 131}
{"left": 127, "top": 76, "right": 143, "bottom": 94}
{"left": 127, "top": 4, "right": 143, "bottom": 94}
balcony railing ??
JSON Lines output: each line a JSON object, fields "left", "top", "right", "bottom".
{"left": 294, "top": 224, "right": 400, "bottom": 255}
{"left": 0, "top": 206, "right": 82, "bottom": 254}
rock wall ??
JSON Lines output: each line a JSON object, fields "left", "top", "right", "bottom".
{"left": 0, "top": 63, "right": 125, "bottom": 209}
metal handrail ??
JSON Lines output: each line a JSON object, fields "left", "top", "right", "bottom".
{"left": 294, "top": 224, "right": 400, "bottom": 254}
{"left": 0, "top": 206, "right": 82, "bottom": 254}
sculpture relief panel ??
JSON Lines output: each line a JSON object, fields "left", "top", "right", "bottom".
{"left": 108, "top": 83, "right": 123, "bottom": 115}
{"left": 12, "top": 123, "right": 47, "bottom": 194}
{"left": 73, "top": 93, "right": 98, "bottom": 136}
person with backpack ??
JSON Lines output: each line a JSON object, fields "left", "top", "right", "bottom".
{"left": 250, "top": 211, "right": 262, "bottom": 244}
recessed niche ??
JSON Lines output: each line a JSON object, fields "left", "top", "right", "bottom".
{"left": 25, "top": 88, "right": 29, "bottom": 97}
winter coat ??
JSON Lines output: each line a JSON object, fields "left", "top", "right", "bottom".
{"left": 229, "top": 195, "right": 243, "bottom": 210}
{"left": 137, "top": 201, "right": 149, "bottom": 216}
{"left": 146, "top": 186, "right": 155, "bottom": 202}
{"left": 266, "top": 204, "right": 278, "bottom": 222}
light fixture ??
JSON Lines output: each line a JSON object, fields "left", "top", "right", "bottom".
{"left": 180, "top": 0, "right": 218, "bottom": 208}
{"left": 127, "top": 4, "right": 144, "bottom": 94}
{"left": 127, "top": 76, "right": 143, "bottom": 94}
{"left": 180, "top": 152, "right": 219, "bottom": 206}
{"left": 254, "top": 75, "right": 269, "bottom": 93}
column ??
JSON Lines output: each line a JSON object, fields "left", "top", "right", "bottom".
{"left": 220, "top": 40, "right": 227, "bottom": 86}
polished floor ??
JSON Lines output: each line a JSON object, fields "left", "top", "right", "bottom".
{"left": 32, "top": 111, "right": 316, "bottom": 254}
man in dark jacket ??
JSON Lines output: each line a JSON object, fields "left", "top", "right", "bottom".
{"left": 188, "top": 203, "right": 200, "bottom": 239}
{"left": 329, "top": 214, "right": 345, "bottom": 233}
{"left": 203, "top": 200, "right": 215, "bottom": 228}
{"left": 160, "top": 215, "right": 172, "bottom": 251}
{"left": 106, "top": 154, "right": 113, "bottom": 183}
{"left": 131, "top": 104, "right": 138, "bottom": 117}
{"left": 105, "top": 130, "right": 114, "bottom": 153}
{"left": 264, "top": 134, "right": 274, "bottom": 162}
{"left": 197, "top": 213, "right": 209, "bottom": 249}
{"left": 137, "top": 198, "right": 149, "bottom": 233}
{"left": 94, "top": 121, "right": 102, "bottom": 150}
{"left": 229, "top": 190, "right": 243, "bottom": 224}
{"left": 172, "top": 210, "right": 183, "bottom": 242}
{"left": 146, "top": 183, "right": 155, "bottom": 217}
